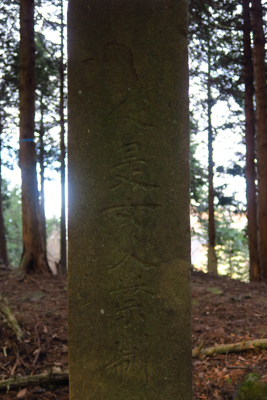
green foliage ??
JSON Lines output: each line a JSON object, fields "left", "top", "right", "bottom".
{"left": 192, "top": 200, "right": 249, "bottom": 279}
{"left": 216, "top": 208, "right": 249, "bottom": 280}
{"left": 226, "top": 163, "right": 245, "bottom": 178}
{"left": 46, "top": 215, "right": 60, "bottom": 267}
{"left": 190, "top": 112, "right": 208, "bottom": 210}
{"left": 190, "top": 141, "right": 207, "bottom": 206}
{"left": 3, "top": 182, "right": 22, "bottom": 267}
{"left": 46, "top": 215, "right": 60, "bottom": 238}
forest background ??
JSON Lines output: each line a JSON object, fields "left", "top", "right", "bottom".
{"left": 0, "top": 0, "right": 267, "bottom": 282}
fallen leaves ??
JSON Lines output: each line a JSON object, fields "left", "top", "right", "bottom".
{"left": 0, "top": 272, "right": 68, "bottom": 400}
{"left": 192, "top": 271, "right": 267, "bottom": 399}
{"left": 207, "top": 287, "right": 223, "bottom": 295}
{"left": 17, "top": 388, "right": 27, "bottom": 398}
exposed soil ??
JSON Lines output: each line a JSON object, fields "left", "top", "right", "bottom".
{"left": 0, "top": 268, "right": 267, "bottom": 399}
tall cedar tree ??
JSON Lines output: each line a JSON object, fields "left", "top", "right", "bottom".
{"left": 0, "top": 139, "right": 8, "bottom": 267}
{"left": 207, "top": 35, "right": 217, "bottom": 274}
{"left": 0, "top": 84, "right": 9, "bottom": 267}
{"left": 190, "top": 1, "right": 217, "bottom": 274}
{"left": 59, "top": 0, "right": 67, "bottom": 274}
{"left": 242, "top": 0, "right": 260, "bottom": 282}
{"left": 35, "top": 35, "right": 61, "bottom": 260}
{"left": 190, "top": 1, "right": 259, "bottom": 277}
{"left": 251, "top": 0, "right": 267, "bottom": 282}
{"left": 39, "top": 94, "right": 46, "bottom": 258}
{"left": 18, "top": 0, "right": 49, "bottom": 275}
{"left": 189, "top": 2, "right": 218, "bottom": 273}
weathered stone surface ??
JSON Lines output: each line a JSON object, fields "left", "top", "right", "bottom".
{"left": 68, "top": 0, "right": 192, "bottom": 399}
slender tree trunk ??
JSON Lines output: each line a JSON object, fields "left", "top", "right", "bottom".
{"left": 243, "top": 0, "right": 260, "bottom": 282}
{"left": 0, "top": 117, "right": 9, "bottom": 267}
{"left": 59, "top": 0, "right": 67, "bottom": 274}
{"left": 207, "top": 40, "right": 217, "bottom": 274}
{"left": 39, "top": 95, "right": 47, "bottom": 258}
{"left": 18, "top": 0, "right": 49, "bottom": 276}
{"left": 251, "top": 0, "right": 267, "bottom": 282}
{"left": 229, "top": 243, "right": 233, "bottom": 278}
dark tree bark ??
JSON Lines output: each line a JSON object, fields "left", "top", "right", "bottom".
{"left": 39, "top": 95, "right": 47, "bottom": 258}
{"left": 18, "top": 0, "right": 49, "bottom": 276}
{"left": 207, "top": 38, "right": 217, "bottom": 274}
{"left": 251, "top": 0, "right": 267, "bottom": 282}
{"left": 242, "top": 0, "right": 260, "bottom": 282}
{"left": 59, "top": 0, "right": 67, "bottom": 274}
{"left": 0, "top": 110, "right": 9, "bottom": 267}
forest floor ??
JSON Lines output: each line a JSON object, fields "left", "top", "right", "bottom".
{"left": 0, "top": 269, "right": 267, "bottom": 399}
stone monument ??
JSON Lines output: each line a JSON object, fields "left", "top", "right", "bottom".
{"left": 68, "top": 0, "right": 192, "bottom": 398}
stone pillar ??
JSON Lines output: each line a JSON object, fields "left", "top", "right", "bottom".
{"left": 68, "top": 1, "right": 192, "bottom": 399}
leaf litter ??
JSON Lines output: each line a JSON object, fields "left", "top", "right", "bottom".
{"left": 192, "top": 269, "right": 267, "bottom": 399}
{"left": 0, "top": 268, "right": 267, "bottom": 399}
{"left": 0, "top": 270, "right": 68, "bottom": 400}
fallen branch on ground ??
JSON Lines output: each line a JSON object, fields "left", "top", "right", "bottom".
{"left": 2, "top": 338, "right": 267, "bottom": 391}
{"left": 0, "top": 369, "right": 69, "bottom": 390}
{"left": 0, "top": 294, "right": 23, "bottom": 341}
{"left": 193, "top": 338, "right": 267, "bottom": 358}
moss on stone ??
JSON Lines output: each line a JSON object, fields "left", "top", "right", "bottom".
{"left": 235, "top": 374, "right": 267, "bottom": 400}
{"left": 68, "top": 0, "right": 191, "bottom": 399}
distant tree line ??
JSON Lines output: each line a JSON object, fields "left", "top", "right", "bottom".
{"left": 1, "top": 0, "right": 267, "bottom": 283}
{"left": 0, "top": 0, "right": 67, "bottom": 276}
{"left": 190, "top": 0, "right": 267, "bottom": 282}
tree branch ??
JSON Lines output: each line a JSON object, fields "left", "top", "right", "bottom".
{"left": 0, "top": 294, "right": 23, "bottom": 342}
{"left": 193, "top": 338, "right": 267, "bottom": 358}
{"left": 0, "top": 370, "right": 69, "bottom": 390}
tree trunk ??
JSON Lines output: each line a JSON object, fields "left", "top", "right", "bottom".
{"left": 0, "top": 115, "right": 9, "bottom": 267}
{"left": 39, "top": 95, "right": 47, "bottom": 259}
{"left": 59, "top": 0, "right": 67, "bottom": 275}
{"left": 243, "top": 0, "right": 260, "bottom": 282}
{"left": 251, "top": 0, "right": 267, "bottom": 283}
{"left": 207, "top": 39, "right": 217, "bottom": 274}
{"left": 229, "top": 242, "right": 233, "bottom": 278}
{"left": 18, "top": 0, "right": 49, "bottom": 276}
